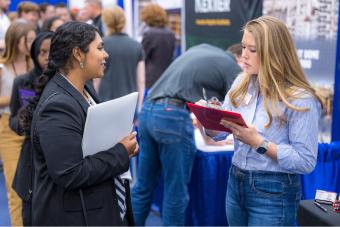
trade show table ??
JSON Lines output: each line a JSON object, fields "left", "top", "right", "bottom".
{"left": 297, "top": 200, "right": 340, "bottom": 226}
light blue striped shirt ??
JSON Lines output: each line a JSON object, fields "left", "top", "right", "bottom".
{"left": 215, "top": 74, "right": 321, "bottom": 174}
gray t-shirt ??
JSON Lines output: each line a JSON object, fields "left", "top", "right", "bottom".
{"left": 147, "top": 44, "right": 241, "bottom": 103}
{"left": 99, "top": 33, "right": 145, "bottom": 101}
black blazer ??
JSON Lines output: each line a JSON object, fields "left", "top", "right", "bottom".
{"left": 30, "top": 74, "right": 134, "bottom": 226}
{"left": 9, "top": 73, "right": 36, "bottom": 203}
{"left": 10, "top": 67, "right": 44, "bottom": 226}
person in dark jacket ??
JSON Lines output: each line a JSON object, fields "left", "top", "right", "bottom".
{"left": 140, "top": 3, "right": 175, "bottom": 89}
{"left": 9, "top": 31, "right": 54, "bottom": 226}
{"left": 19, "top": 22, "right": 138, "bottom": 226}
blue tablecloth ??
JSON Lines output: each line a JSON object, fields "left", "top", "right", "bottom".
{"left": 302, "top": 142, "right": 340, "bottom": 199}
{"left": 152, "top": 142, "right": 340, "bottom": 226}
{"left": 186, "top": 151, "right": 233, "bottom": 226}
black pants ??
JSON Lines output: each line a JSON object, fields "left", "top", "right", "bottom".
{"left": 22, "top": 199, "right": 32, "bottom": 226}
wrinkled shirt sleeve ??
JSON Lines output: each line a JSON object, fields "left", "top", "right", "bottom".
{"left": 277, "top": 96, "right": 321, "bottom": 174}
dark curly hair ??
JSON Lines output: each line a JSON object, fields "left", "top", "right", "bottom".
{"left": 20, "top": 21, "right": 98, "bottom": 135}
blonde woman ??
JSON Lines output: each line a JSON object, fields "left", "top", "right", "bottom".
{"left": 200, "top": 16, "right": 321, "bottom": 225}
{"left": 98, "top": 6, "right": 145, "bottom": 112}
{"left": 0, "top": 21, "right": 36, "bottom": 226}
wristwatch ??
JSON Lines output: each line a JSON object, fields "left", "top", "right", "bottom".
{"left": 256, "top": 138, "right": 269, "bottom": 154}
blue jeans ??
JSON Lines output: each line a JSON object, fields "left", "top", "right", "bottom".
{"left": 132, "top": 101, "right": 196, "bottom": 226}
{"left": 226, "top": 165, "right": 301, "bottom": 226}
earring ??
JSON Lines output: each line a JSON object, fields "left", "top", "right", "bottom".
{"left": 80, "top": 62, "right": 84, "bottom": 69}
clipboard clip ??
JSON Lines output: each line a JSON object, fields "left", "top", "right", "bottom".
{"left": 202, "top": 88, "right": 223, "bottom": 110}
{"left": 207, "top": 97, "right": 223, "bottom": 110}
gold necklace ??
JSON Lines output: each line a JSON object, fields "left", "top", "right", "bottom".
{"left": 83, "top": 90, "right": 89, "bottom": 101}
{"left": 83, "top": 90, "right": 94, "bottom": 106}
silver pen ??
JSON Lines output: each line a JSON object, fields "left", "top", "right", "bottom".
{"left": 202, "top": 88, "right": 208, "bottom": 107}
{"left": 314, "top": 201, "right": 328, "bottom": 212}
{"left": 202, "top": 88, "right": 208, "bottom": 102}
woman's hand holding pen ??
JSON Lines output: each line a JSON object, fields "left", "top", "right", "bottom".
{"left": 220, "top": 120, "right": 262, "bottom": 148}
{"left": 195, "top": 99, "right": 222, "bottom": 137}
{"left": 195, "top": 99, "right": 208, "bottom": 107}
{"left": 120, "top": 131, "right": 139, "bottom": 158}
{"left": 195, "top": 98, "right": 222, "bottom": 108}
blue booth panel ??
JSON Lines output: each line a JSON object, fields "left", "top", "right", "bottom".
{"left": 9, "top": 0, "right": 68, "bottom": 12}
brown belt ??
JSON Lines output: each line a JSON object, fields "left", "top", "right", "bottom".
{"left": 153, "top": 97, "right": 187, "bottom": 109}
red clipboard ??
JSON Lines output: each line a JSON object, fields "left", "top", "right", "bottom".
{"left": 186, "top": 102, "right": 247, "bottom": 132}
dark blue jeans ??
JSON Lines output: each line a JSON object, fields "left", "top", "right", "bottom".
{"left": 226, "top": 165, "right": 301, "bottom": 226}
{"left": 132, "top": 101, "right": 196, "bottom": 226}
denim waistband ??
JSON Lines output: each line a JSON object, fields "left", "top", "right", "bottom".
{"left": 152, "top": 97, "right": 188, "bottom": 109}
{"left": 231, "top": 165, "right": 298, "bottom": 183}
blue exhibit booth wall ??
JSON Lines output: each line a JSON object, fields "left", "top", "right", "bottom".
{"left": 332, "top": 2, "right": 340, "bottom": 141}
{"left": 9, "top": 0, "right": 68, "bottom": 12}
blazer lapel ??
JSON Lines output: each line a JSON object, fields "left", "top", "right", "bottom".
{"left": 53, "top": 74, "right": 90, "bottom": 114}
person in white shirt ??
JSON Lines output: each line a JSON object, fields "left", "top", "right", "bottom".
{"left": 0, "top": 0, "right": 11, "bottom": 53}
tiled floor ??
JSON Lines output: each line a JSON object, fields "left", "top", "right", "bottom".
{"left": 145, "top": 211, "right": 162, "bottom": 226}
{"left": 0, "top": 172, "right": 10, "bottom": 226}
{"left": 0, "top": 171, "right": 161, "bottom": 226}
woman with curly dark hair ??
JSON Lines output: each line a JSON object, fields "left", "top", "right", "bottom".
{"left": 20, "top": 21, "right": 138, "bottom": 226}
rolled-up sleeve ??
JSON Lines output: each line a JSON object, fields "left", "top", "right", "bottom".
{"left": 277, "top": 96, "right": 321, "bottom": 174}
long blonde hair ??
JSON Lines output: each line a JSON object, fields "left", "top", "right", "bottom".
{"left": 102, "top": 6, "right": 126, "bottom": 35}
{"left": 229, "top": 16, "right": 321, "bottom": 127}
{"left": 0, "top": 21, "right": 34, "bottom": 69}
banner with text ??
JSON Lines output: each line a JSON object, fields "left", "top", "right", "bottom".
{"left": 263, "top": 0, "right": 339, "bottom": 142}
{"left": 184, "top": 0, "right": 263, "bottom": 50}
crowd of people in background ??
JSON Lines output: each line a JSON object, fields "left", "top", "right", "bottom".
{"left": 0, "top": 0, "right": 321, "bottom": 226}
{"left": 0, "top": 0, "right": 177, "bottom": 225}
